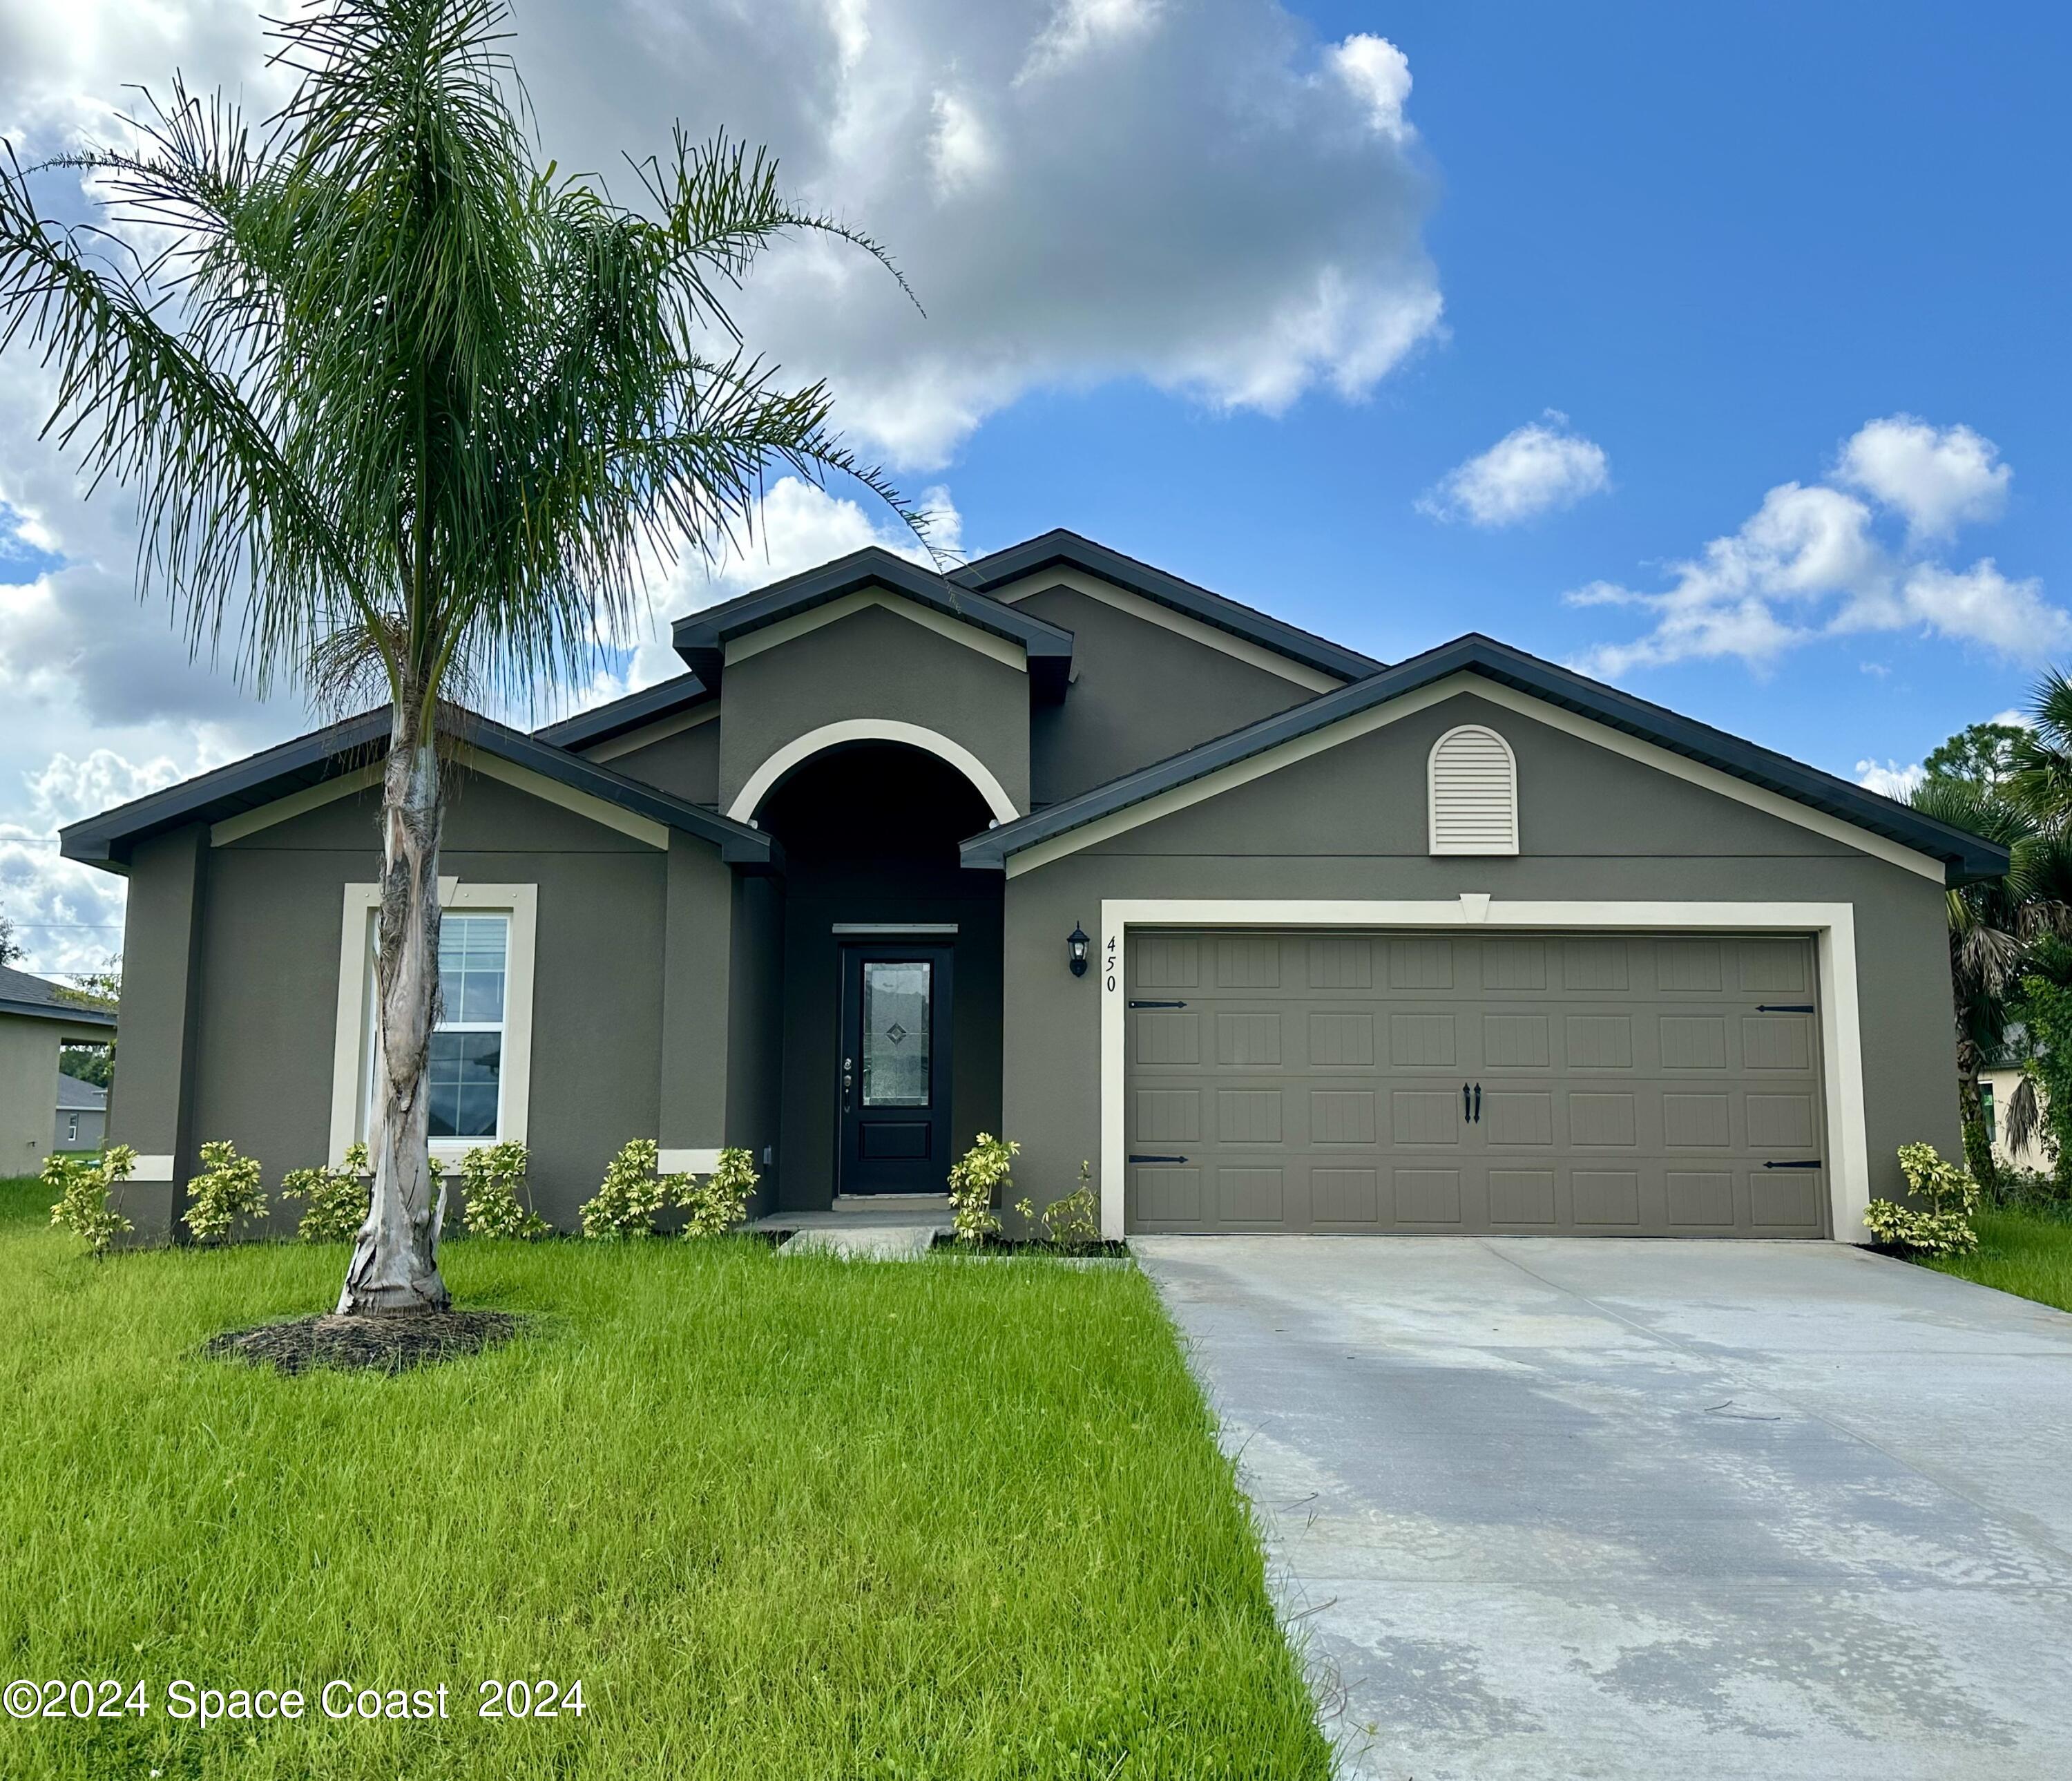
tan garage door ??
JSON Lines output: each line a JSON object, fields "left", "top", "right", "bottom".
{"left": 1124, "top": 931, "right": 1828, "bottom": 1237}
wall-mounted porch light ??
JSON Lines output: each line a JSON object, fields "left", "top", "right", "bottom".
{"left": 1068, "top": 922, "right": 1091, "bottom": 978}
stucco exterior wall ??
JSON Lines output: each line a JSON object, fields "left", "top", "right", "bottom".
{"left": 998, "top": 691, "right": 1960, "bottom": 1229}
{"left": 112, "top": 766, "right": 745, "bottom": 1236}
{"left": 716, "top": 602, "right": 1033, "bottom": 819}
{"left": 593, "top": 713, "right": 720, "bottom": 807}
{"left": 1011, "top": 582, "right": 1326, "bottom": 806}
{"left": 0, "top": 1015, "right": 58, "bottom": 1177}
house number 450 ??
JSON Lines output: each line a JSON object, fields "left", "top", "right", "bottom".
{"left": 1105, "top": 935, "right": 1118, "bottom": 993}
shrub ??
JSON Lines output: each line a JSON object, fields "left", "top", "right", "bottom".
{"left": 281, "top": 1142, "right": 371, "bottom": 1244}
{"left": 1013, "top": 1159, "right": 1103, "bottom": 1253}
{"left": 47, "top": 1144, "right": 135, "bottom": 1257}
{"left": 182, "top": 1140, "right": 267, "bottom": 1244}
{"left": 1864, "top": 1141, "right": 1981, "bottom": 1255}
{"left": 680, "top": 1146, "right": 758, "bottom": 1239}
{"left": 580, "top": 1139, "right": 678, "bottom": 1239}
{"left": 459, "top": 1141, "right": 548, "bottom": 1239}
{"left": 948, "top": 1132, "right": 1017, "bottom": 1244}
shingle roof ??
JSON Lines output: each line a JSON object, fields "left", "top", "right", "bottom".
{"left": 0, "top": 964, "right": 117, "bottom": 1028}
{"left": 56, "top": 1074, "right": 107, "bottom": 1111}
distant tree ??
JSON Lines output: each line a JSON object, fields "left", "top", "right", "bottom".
{"left": 0, "top": 906, "right": 21, "bottom": 966}
{"left": 56, "top": 964, "right": 119, "bottom": 1091}
{"left": 61, "top": 1045, "right": 113, "bottom": 1090}
{"left": 1924, "top": 721, "right": 2027, "bottom": 791}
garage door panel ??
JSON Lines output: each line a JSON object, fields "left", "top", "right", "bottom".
{"left": 1124, "top": 930, "right": 1826, "bottom": 1237}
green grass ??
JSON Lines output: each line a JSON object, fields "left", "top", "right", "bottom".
{"left": 0, "top": 1176, "right": 1324, "bottom": 1780}
{"left": 1919, "top": 1203, "right": 2072, "bottom": 1315}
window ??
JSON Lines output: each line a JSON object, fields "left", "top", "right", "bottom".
{"left": 66, "top": 1114, "right": 79, "bottom": 1144}
{"left": 428, "top": 913, "right": 509, "bottom": 1139}
{"left": 1428, "top": 724, "right": 1519, "bottom": 856}
{"left": 331, "top": 882, "right": 537, "bottom": 1163}
{"left": 1981, "top": 1080, "right": 1997, "bottom": 1146}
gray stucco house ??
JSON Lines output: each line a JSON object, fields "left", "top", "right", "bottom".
{"left": 56, "top": 1072, "right": 107, "bottom": 1152}
{"left": 61, "top": 530, "right": 2000, "bottom": 1243}
{"left": 0, "top": 964, "right": 117, "bottom": 1173}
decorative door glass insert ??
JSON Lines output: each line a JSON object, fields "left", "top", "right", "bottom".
{"left": 862, "top": 961, "right": 931, "bottom": 1107}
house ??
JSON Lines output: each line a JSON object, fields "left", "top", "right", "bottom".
{"left": 59, "top": 530, "right": 2003, "bottom": 1243}
{"left": 0, "top": 963, "right": 117, "bottom": 1174}
{"left": 56, "top": 1073, "right": 108, "bottom": 1152}
{"left": 1981, "top": 1030, "right": 2049, "bottom": 1175}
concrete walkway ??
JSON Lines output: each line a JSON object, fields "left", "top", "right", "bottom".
{"left": 1134, "top": 1236, "right": 2072, "bottom": 1780}
{"left": 755, "top": 1194, "right": 950, "bottom": 1259}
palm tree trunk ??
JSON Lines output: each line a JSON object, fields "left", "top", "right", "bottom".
{"left": 1955, "top": 1037, "right": 2000, "bottom": 1197}
{"left": 338, "top": 699, "right": 450, "bottom": 1314}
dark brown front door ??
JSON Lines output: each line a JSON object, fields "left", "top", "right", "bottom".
{"left": 838, "top": 944, "right": 953, "bottom": 1194}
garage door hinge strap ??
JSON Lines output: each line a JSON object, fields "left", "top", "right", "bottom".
{"left": 1128, "top": 999, "right": 1188, "bottom": 1008}
{"left": 1762, "top": 1159, "right": 1822, "bottom": 1169}
{"left": 1128, "top": 1154, "right": 1189, "bottom": 1164}
{"left": 1756, "top": 1004, "right": 1814, "bottom": 1013}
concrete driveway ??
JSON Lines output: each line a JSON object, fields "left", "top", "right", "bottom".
{"left": 1134, "top": 1237, "right": 2072, "bottom": 1780}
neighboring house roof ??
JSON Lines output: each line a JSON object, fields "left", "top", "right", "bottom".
{"left": 0, "top": 964, "right": 117, "bottom": 1029}
{"left": 952, "top": 528, "right": 1384, "bottom": 685}
{"left": 959, "top": 633, "right": 2011, "bottom": 886}
{"left": 60, "top": 706, "right": 779, "bottom": 871}
{"left": 533, "top": 671, "right": 716, "bottom": 753}
{"left": 57, "top": 1074, "right": 107, "bottom": 1112}
{"left": 671, "top": 548, "right": 1077, "bottom": 701}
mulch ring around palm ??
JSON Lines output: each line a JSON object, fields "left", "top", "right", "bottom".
{"left": 204, "top": 1308, "right": 524, "bottom": 1375}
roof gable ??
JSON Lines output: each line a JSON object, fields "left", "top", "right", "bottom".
{"left": 671, "top": 548, "right": 1073, "bottom": 701}
{"left": 61, "top": 708, "right": 778, "bottom": 872}
{"left": 953, "top": 529, "right": 1381, "bottom": 686}
{"left": 961, "top": 635, "right": 2008, "bottom": 886}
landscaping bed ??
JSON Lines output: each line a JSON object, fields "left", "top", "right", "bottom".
{"left": 0, "top": 1175, "right": 1325, "bottom": 1779}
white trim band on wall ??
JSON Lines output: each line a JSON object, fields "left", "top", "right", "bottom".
{"left": 1095, "top": 897, "right": 1868, "bottom": 1246}
{"left": 727, "top": 719, "right": 1021, "bottom": 827}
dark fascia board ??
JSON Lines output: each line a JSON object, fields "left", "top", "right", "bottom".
{"left": 61, "top": 705, "right": 778, "bottom": 872}
{"left": 952, "top": 528, "right": 1383, "bottom": 685}
{"left": 961, "top": 634, "right": 2010, "bottom": 886}
{"left": 533, "top": 673, "right": 714, "bottom": 752}
{"left": 670, "top": 546, "right": 1075, "bottom": 701}
{"left": 0, "top": 996, "right": 116, "bottom": 1029}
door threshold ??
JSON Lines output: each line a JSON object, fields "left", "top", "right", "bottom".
{"left": 833, "top": 1193, "right": 950, "bottom": 1210}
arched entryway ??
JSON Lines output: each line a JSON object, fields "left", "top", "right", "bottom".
{"left": 753, "top": 742, "right": 1002, "bottom": 1206}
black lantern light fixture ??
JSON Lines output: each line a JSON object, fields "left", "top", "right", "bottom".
{"left": 1067, "top": 922, "right": 1091, "bottom": 978}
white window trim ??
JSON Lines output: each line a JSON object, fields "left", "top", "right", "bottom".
{"left": 1428, "top": 723, "right": 1519, "bottom": 856}
{"left": 329, "top": 879, "right": 539, "bottom": 1167}
{"left": 1096, "top": 897, "right": 1867, "bottom": 1246}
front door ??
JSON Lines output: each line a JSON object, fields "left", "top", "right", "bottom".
{"left": 838, "top": 944, "right": 954, "bottom": 1194}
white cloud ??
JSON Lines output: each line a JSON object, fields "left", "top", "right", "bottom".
{"left": 1836, "top": 415, "right": 2011, "bottom": 544}
{"left": 1571, "top": 415, "right": 2064, "bottom": 679}
{"left": 1854, "top": 759, "right": 1925, "bottom": 800}
{"left": 1419, "top": 412, "right": 1609, "bottom": 527}
{"left": 1328, "top": 34, "right": 1414, "bottom": 140}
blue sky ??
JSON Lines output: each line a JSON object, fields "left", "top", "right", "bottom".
{"left": 941, "top": 1, "right": 2071, "bottom": 782}
{"left": 0, "top": 0, "right": 2066, "bottom": 969}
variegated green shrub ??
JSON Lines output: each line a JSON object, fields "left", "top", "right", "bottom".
{"left": 1864, "top": 1141, "right": 1980, "bottom": 1255}
{"left": 182, "top": 1139, "right": 268, "bottom": 1245}
{"left": 46, "top": 1143, "right": 136, "bottom": 1257}
{"left": 680, "top": 1146, "right": 759, "bottom": 1238}
{"left": 948, "top": 1133, "right": 1017, "bottom": 1244}
{"left": 281, "top": 1142, "right": 372, "bottom": 1244}
{"left": 580, "top": 1139, "right": 678, "bottom": 1239}
{"left": 460, "top": 1141, "right": 549, "bottom": 1239}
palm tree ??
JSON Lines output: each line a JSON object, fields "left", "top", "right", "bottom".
{"left": 0, "top": 0, "right": 926, "bottom": 1312}
{"left": 1910, "top": 774, "right": 2072, "bottom": 1188}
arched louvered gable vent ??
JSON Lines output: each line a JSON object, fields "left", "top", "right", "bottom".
{"left": 1428, "top": 724, "right": 1519, "bottom": 855}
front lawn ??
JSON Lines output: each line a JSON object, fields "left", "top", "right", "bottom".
{"left": 1917, "top": 1205, "right": 2072, "bottom": 1315}
{"left": 0, "top": 1177, "right": 1324, "bottom": 1780}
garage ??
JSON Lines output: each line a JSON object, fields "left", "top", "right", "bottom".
{"left": 1124, "top": 928, "right": 1829, "bottom": 1237}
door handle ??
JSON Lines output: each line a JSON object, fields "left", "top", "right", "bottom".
{"left": 1474, "top": 1083, "right": 1482, "bottom": 1123}
{"left": 842, "top": 1056, "right": 854, "bottom": 1112}
{"left": 1463, "top": 1082, "right": 1471, "bottom": 1122}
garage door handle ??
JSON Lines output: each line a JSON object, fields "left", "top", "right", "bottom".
{"left": 1762, "top": 1159, "right": 1822, "bottom": 1170}
{"left": 1129, "top": 1154, "right": 1189, "bottom": 1164}
{"left": 1756, "top": 1004, "right": 1814, "bottom": 1013}
{"left": 1129, "top": 999, "right": 1189, "bottom": 1009}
